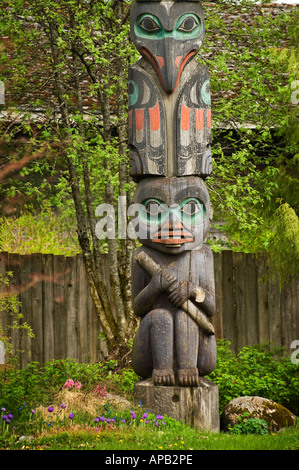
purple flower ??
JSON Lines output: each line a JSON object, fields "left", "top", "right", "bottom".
{"left": 100, "top": 416, "right": 105, "bottom": 422}
{"left": 31, "top": 409, "right": 36, "bottom": 414}
{"left": 156, "top": 414, "right": 163, "bottom": 420}
{"left": 121, "top": 419, "right": 126, "bottom": 424}
{"left": 155, "top": 422, "right": 159, "bottom": 428}
{"left": 94, "top": 417, "right": 99, "bottom": 423}
{"left": 48, "top": 406, "right": 54, "bottom": 413}
{"left": 7, "top": 413, "right": 13, "bottom": 420}
{"left": 131, "top": 412, "right": 136, "bottom": 420}
{"left": 5, "top": 419, "right": 11, "bottom": 424}
{"left": 60, "top": 403, "right": 67, "bottom": 409}
{"left": 69, "top": 413, "right": 74, "bottom": 419}
{"left": 106, "top": 418, "right": 111, "bottom": 423}
{"left": 1, "top": 408, "right": 6, "bottom": 412}
{"left": 2, "top": 415, "right": 7, "bottom": 421}
{"left": 142, "top": 413, "right": 148, "bottom": 419}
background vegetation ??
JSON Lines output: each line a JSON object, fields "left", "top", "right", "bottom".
{"left": 0, "top": 340, "right": 298, "bottom": 450}
{"left": 0, "top": 1, "right": 298, "bottom": 349}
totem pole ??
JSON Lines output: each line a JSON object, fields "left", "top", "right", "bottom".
{"left": 129, "top": 0, "right": 216, "bottom": 390}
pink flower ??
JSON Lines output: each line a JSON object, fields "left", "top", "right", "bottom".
{"left": 62, "top": 379, "right": 74, "bottom": 390}
{"left": 62, "top": 379, "right": 82, "bottom": 390}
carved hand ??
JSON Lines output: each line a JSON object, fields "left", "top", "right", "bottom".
{"left": 168, "top": 280, "right": 205, "bottom": 308}
{"left": 151, "top": 267, "right": 176, "bottom": 294}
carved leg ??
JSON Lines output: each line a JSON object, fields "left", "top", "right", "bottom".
{"left": 197, "top": 328, "right": 217, "bottom": 376}
{"left": 175, "top": 309, "right": 200, "bottom": 386}
{"left": 132, "top": 308, "right": 175, "bottom": 386}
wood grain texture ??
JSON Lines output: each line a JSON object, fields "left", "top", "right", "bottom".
{"left": 0, "top": 251, "right": 297, "bottom": 367}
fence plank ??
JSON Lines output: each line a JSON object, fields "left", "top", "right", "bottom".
{"left": 77, "top": 255, "right": 89, "bottom": 363}
{"left": 43, "top": 254, "right": 55, "bottom": 363}
{"left": 244, "top": 254, "right": 259, "bottom": 346}
{"left": 65, "top": 256, "right": 78, "bottom": 360}
{"left": 221, "top": 250, "right": 236, "bottom": 350}
{"left": 268, "top": 273, "right": 282, "bottom": 348}
{"left": 234, "top": 252, "right": 249, "bottom": 351}
{"left": 7, "top": 253, "right": 22, "bottom": 363}
{"left": 213, "top": 252, "right": 223, "bottom": 339}
{"left": 53, "top": 255, "right": 67, "bottom": 360}
{"left": 256, "top": 255, "right": 270, "bottom": 345}
{"left": 31, "top": 253, "right": 44, "bottom": 364}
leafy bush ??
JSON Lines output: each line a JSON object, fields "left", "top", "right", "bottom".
{"left": 0, "top": 358, "right": 139, "bottom": 417}
{"left": 0, "top": 207, "right": 80, "bottom": 255}
{"left": 228, "top": 412, "right": 269, "bottom": 436}
{"left": 0, "top": 272, "right": 34, "bottom": 363}
{"left": 208, "top": 340, "right": 299, "bottom": 416}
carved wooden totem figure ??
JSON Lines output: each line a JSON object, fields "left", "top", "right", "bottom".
{"left": 128, "top": 0, "right": 212, "bottom": 179}
{"left": 129, "top": 0, "right": 216, "bottom": 387}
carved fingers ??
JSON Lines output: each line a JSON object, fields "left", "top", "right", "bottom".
{"left": 168, "top": 280, "right": 201, "bottom": 307}
{"left": 151, "top": 267, "right": 176, "bottom": 293}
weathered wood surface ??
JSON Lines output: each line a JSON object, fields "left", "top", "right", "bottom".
{"left": 129, "top": 0, "right": 212, "bottom": 180}
{"left": 214, "top": 251, "right": 299, "bottom": 353}
{"left": 0, "top": 251, "right": 298, "bottom": 367}
{"left": 0, "top": 252, "right": 108, "bottom": 367}
{"left": 134, "top": 377, "right": 220, "bottom": 432}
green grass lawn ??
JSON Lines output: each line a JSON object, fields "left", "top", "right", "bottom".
{"left": 1, "top": 414, "right": 298, "bottom": 451}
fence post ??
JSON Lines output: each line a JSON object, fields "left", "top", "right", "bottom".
{"left": 0, "top": 81, "right": 5, "bottom": 105}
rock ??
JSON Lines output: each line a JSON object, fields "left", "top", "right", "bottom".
{"left": 221, "top": 396, "right": 297, "bottom": 432}
{"left": 106, "top": 393, "right": 133, "bottom": 411}
{"left": 18, "top": 435, "right": 33, "bottom": 442}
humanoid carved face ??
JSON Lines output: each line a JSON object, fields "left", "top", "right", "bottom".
{"left": 133, "top": 176, "right": 211, "bottom": 254}
{"left": 130, "top": 0, "right": 205, "bottom": 94}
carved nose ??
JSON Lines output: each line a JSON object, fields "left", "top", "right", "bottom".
{"left": 159, "top": 38, "right": 197, "bottom": 94}
{"left": 152, "top": 213, "right": 194, "bottom": 245}
{"left": 162, "top": 218, "right": 184, "bottom": 231}
{"left": 155, "top": 42, "right": 178, "bottom": 94}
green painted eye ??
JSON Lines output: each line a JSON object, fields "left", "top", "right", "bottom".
{"left": 145, "top": 200, "right": 164, "bottom": 216}
{"left": 177, "top": 16, "right": 199, "bottom": 33}
{"left": 180, "top": 198, "right": 206, "bottom": 223}
{"left": 135, "top": 13, "right": 201, "bottom": 41}
{"left": 141, "top": 198, "right": 168, "bottom": 225}
{"left": 138, "top": 16, "right": 161, "bottom": 33}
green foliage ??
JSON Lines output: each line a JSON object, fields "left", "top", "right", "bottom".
{"left": 0, "top": 272, "right": 34, "bottom": 362}
{"left": 0, "top": 204, "right": 80, "bottom": 255}
{"left": 0, "top": 358, "right": 139, "bottom": 415}
{"left": 267, "top": 202, "right": 299, "bottom": 283}
{"left": 201, "top": 1, "right": 299, "bottom": 282}
{"left": 228, "top": 412, "right": 269, "bottom": 436}
{"left": 0, "top": 356, "right": 298, "bottom": 450}
{"left": 0, "top": 0, "right": 297, "bottom": 284}
{"left": 208, "top": 340, "right": 299, "bottom": 416}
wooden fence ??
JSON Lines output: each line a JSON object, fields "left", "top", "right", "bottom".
{"left": 213, "top": 251, "right": 299, "bottom": 354}
{"left": 0, "top": 251, "right": 298, "bottom": 367}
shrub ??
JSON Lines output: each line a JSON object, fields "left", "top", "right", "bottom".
{"left": 208, "top": 340, "right": 299, "bottom": 416}
{"left": 0, "top": 358, "right": 139, "bottom": 418}
{"left": 228, "top": 412, "right": 269, "bottom": 436}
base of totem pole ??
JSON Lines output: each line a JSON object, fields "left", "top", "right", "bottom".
{"left": 134, "top": 377, "right": 220, "bottom": 433}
